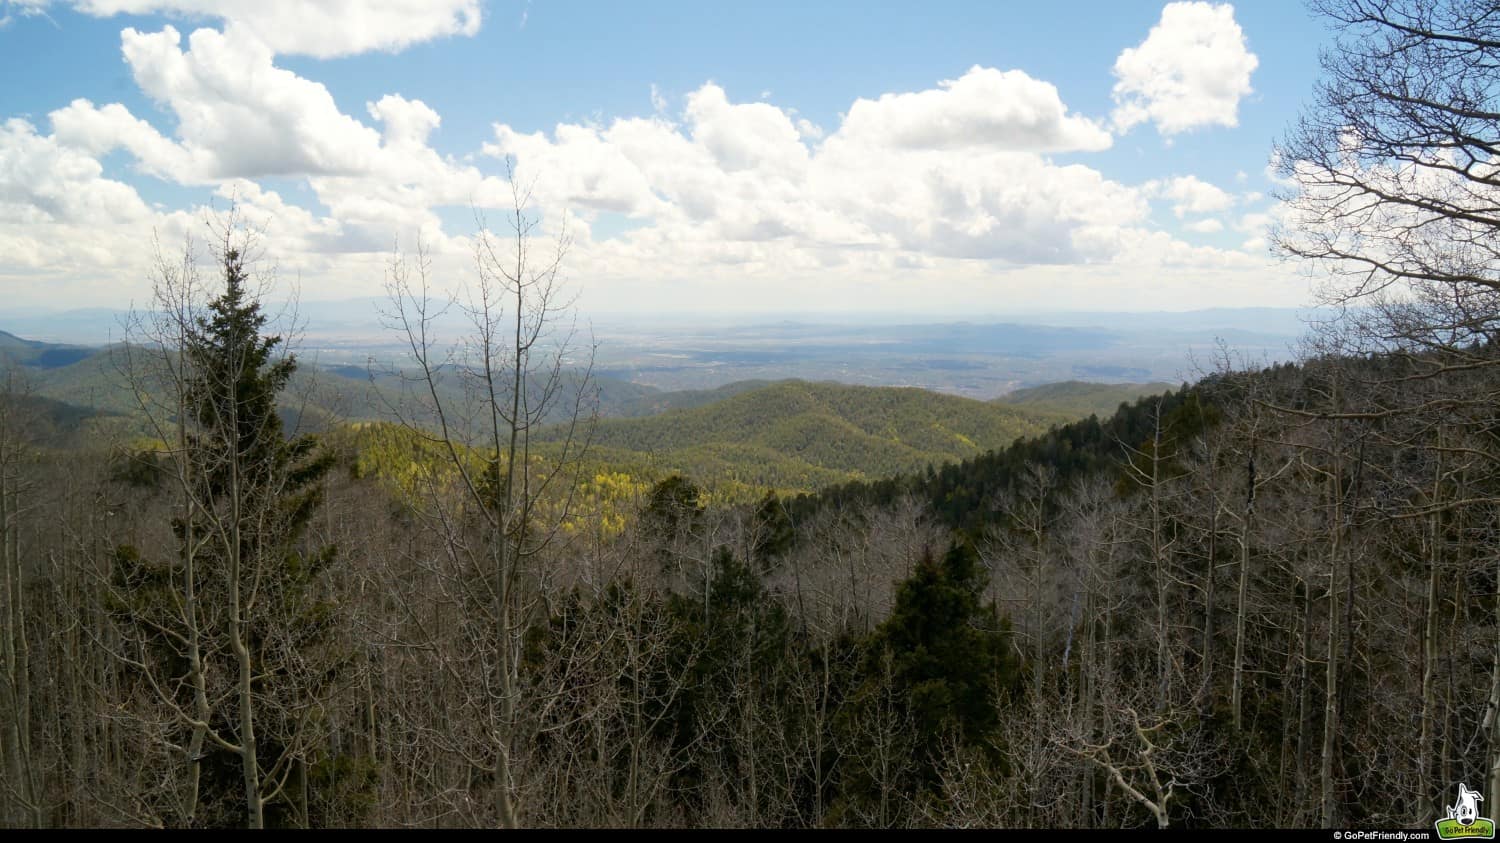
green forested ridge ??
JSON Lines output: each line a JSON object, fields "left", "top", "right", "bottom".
{"left": 0, "top": 330, "right": 96, "bottom": 368}
{"left": 609, "top": 378, "right": 778, "bottom": 417}
{"left": 321, "top": 374, "right": 1067, "bottom": 508}
{"left": 994, "top": 380, "right": 1178, "bottom": 422}
{"left": 0, "top": 335, "right": 1231, "bottom": 522}
{"left": 789, "top": 378, "right": 1218, "bottom": 534}
{"left": 4, "top": 335, "right": 1067, "bottom": 495}
{"left": 0, "top": 339, "right": 657, "bottom": 430}
{"left": 537, "top": 379, "right": 1053, "bottom": 491}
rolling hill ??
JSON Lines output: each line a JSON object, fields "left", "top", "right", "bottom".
{"left": 993, "top": 380, "right": 1176, "bottom": 421}
{"left": 536, "top": 379, "right": 1054, "bottom": 492}
{"left": 4, "top": 329, "right": 1086, "bottom": 494}
{"left": 0, "top": 332, "right": 665, "bottom": 434}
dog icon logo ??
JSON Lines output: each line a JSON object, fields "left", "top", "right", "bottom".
{"left": 1438, "top": 784, "right": 1496, "bottom": 839}
{"left": 1455, "top": 785, "right": 1486, "bottom": 826}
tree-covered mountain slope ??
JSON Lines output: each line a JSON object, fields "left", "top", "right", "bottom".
{"left": 536, "top": 379, "right": 1054, "bottom": 491}
{"left": 789, "top": 378, "right": 1221, "bottom": 533}
{"left": 993, "top": 380, "right": 1177, "bottom": 421}
{"left": 0, "top": 330, "right": 662, "bottom": 431}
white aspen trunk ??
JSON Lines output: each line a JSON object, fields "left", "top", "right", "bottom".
{"left": 0, "top": 433, "right": 38, "bottom": 827}
{"left": 178, "top": 380, "right": 209, "bottom": 826}
{"left": 228, "top": 348, "right": 262, "bottom": 830}
{"left": 0, "top": 451, "right": 19, "bottom": 828}
{"left": 1419, "top": 433, "right": 1444, "bottom": 816}
{"left": 1151, "top": 409, "right": 1171, "bottom": 711}
{"left": 1231, "top": 497, "right": 1252, "bottom": 731}
{"left": 1320, "top": 409, "right": 1343, "bottom": 829}
{"left": 1487, "top": 549, "right": 1500, "bottom": 816}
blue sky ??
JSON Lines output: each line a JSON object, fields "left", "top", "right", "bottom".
{"left": 0, "top": 1, "right": 1334, "bottom": 315}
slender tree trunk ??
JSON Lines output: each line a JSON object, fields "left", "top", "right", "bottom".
{"left": 1200, "top": 435, "right": 1222, "bottom": 708}
{"left": 229, "top": 386, "right": 263, "bottom": 830}
{"left": 1031, "top": 527, "right": 1045, "bottom": 825}
{"left": 1320, "top": 549, "right": 1340, "bottom": 827}
{"left": 1231, "top": 481, "right": 1253, "bottom": 731}
{"left": 488, "top": 263, "right": 528, "bottom": 832}
{"left": 234, "top": 587, "right": 262, "bottom": 828}
{"left": 0, "top": 452, "right": 18, "bottom": 827}
{"left": 1079, "top": 568, "right": 1098, "bottom": 828}
{"left": 1486, "top": 549, "right": 1500, "bottom": 816}
{"left": 1152, "top": 419, "right": 1171, "bottom": 711}
{"left": 0, "top": 431, "right": 38, "bottom": 827}
{"left": 180, "top": 408, "right": 209, "bottom": 825}
{"left": 1202, "top": 503, "right": 1218, "bottom": 704}
{"left": 1320, "top": 414, "right": 1344, "bottom": 828}
{"left": 1419, "top": 434, "right": 1444, "bottom": 815}
{"left": 1297, "top": 573, "right": 1313, "bottom": 820}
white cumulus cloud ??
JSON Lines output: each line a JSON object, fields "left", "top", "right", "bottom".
{"left": 486, "top": 79, "right": 1155, "bottom": 271}
{"left": 0, "top": 17, "right": 1286, "bottom": 310}
{"left": 69, "top": 0, "right": 480, "bottom": 58}
{"left": 1147, "top": 175, "right": 1235, "bottom": 217}
{"left": 50, "top": 25, "right": 513, "bottom": 243}
{"left": 130, "top": 25, "right": 392, "bottom": 178}
{"left": 1112, "top": 2, "right": 1258, "bottom": 136}
{"left": 836, "top": 65, "right": 1112, "bottom": 153}
{"left": 0, "top": 117, "right": 151, "bottom": 227}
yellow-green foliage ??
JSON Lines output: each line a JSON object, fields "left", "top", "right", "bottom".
{"left": 333, "top": 423, "right": 668, "bottom": 537}
{"left": 557, "top": 470, "right": 652, "bottom": 540}
{"left": 333, "top": 422, "right": 483, "bottom": 505}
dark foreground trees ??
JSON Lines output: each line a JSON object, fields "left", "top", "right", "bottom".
{"left": 832, "top": 541, "right": 1017, "bottom": 825}
{"left": 109, "top": 225, "right": 345, "bottom": 828}
{"left": 12, "top": 307, "right": 1500, "bottom": 827}
{"left": 1276, "top": 0, "right": 1500, "bottom": 824}
{"left": 0, "top": 370, "right": 42, "bottom": 827}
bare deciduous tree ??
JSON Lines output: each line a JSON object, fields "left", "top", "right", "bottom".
{"left": 379, "top": 178, "right": 599, "bottom": 828}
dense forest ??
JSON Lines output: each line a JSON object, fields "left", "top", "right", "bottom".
{"left": 5, "top": 0, "right": 1500, "bottom": 829}
{"left": 10, "top": 263, "right": 1499, "bottom": 828}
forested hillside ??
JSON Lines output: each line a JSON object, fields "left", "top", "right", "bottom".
{"left": 993, "top": 380, "right": 1178, "bottom": 422}
{"left": 1, "top": 333, "right": 1060, "bottom": 496}
{"left": 0, "top": 337, "right": 660, "bottom": 431}
{"left": 538, "top": 379, "right": 1052, "bottom": 492}
{"left": 790, "top": 378, "right": 1217, "bottom": 533}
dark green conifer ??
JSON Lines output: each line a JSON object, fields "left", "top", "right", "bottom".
{"left": 113, "top": 244, "right": 357, "bottom": 827}
{"left": 832, "top": 540, "right": 1018, "bottom": 825}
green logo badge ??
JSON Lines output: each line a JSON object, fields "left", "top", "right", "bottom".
{"left": 1437, "top": 784, "right": 1496, "bottom": 840}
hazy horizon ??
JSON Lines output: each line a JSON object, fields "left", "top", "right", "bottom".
{"left": 0, "top": 301, "right": 1318, "bottom": 341}
{"left": 1, "top": 302, "right": 1308, "bottom": 400}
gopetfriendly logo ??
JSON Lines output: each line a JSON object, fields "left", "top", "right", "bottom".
{"left": 1437, "top": 783, "right": 1496, "bottom": 840}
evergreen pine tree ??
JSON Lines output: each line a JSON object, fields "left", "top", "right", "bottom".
{"left": 833, "top": 540, "right": 1017, "bottom": 825}
{"left": 112, "top": 244, "right": 355, "bottom": 827}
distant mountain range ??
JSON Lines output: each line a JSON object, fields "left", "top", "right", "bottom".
{"left": 0, "top": 306, "right": 1310, "bottom": 401}
{"left": 1, "top": 327, "right": 1182, "bottom": 493}
{"left": 0, "top": 304, "right": 1321, "bottom": 347}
